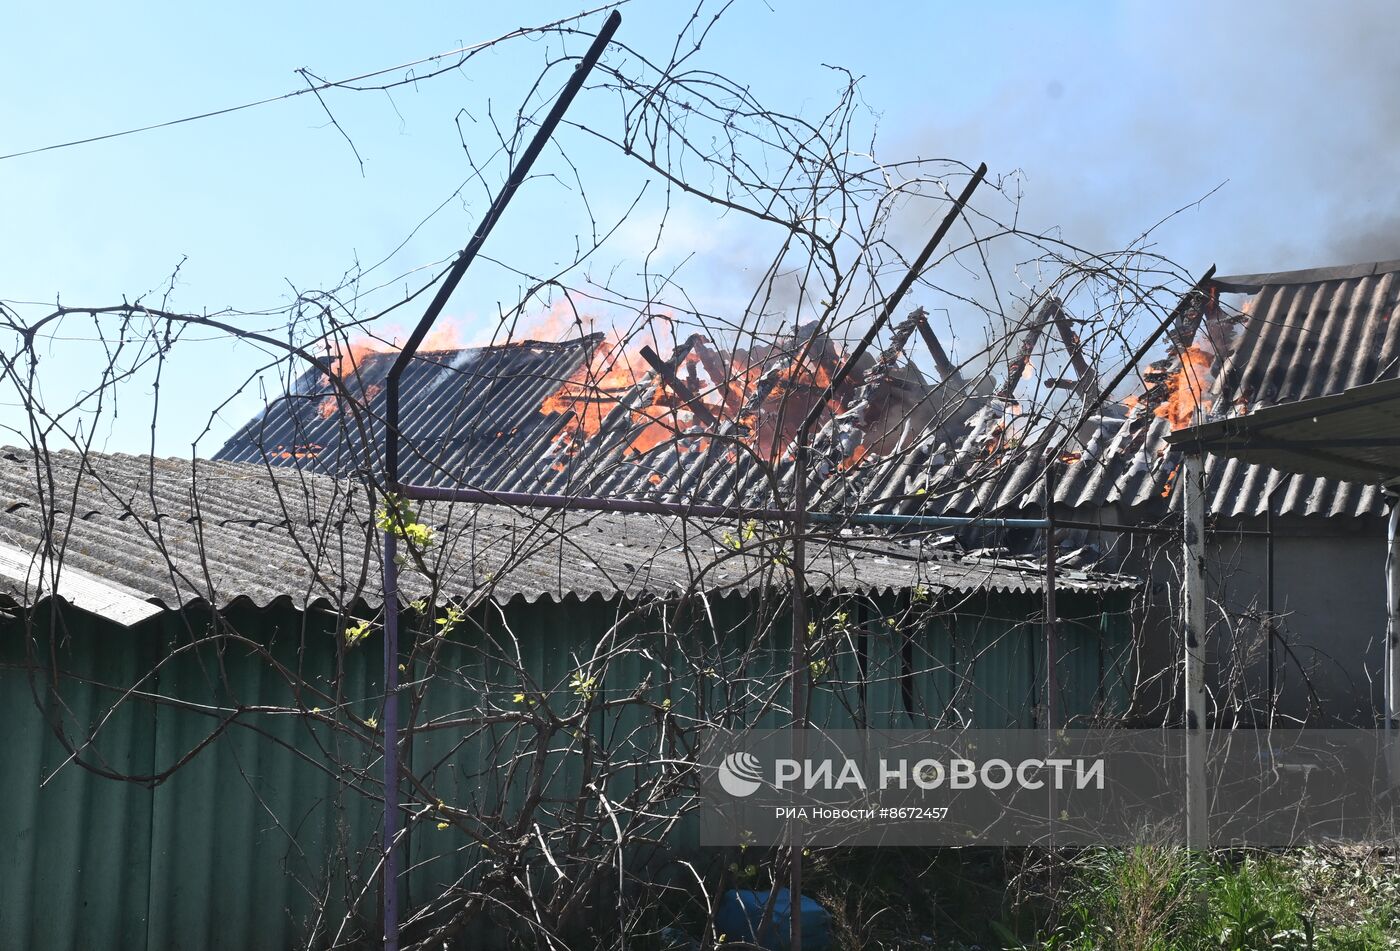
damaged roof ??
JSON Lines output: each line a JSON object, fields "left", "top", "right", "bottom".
{"left": 0, "top": 448, "right": 1133, "bottom": 625}
{"left": 860, "top": 260, "right": 1400, "bottom": 520}
{"left": 213, "top": 313, "right": 971, "bottom": 512}
{"left": 214, "top": 259, "right": 1400, "bottom": 525}
{"left": 216, "top": 336, "right": 601, "bottom": 487}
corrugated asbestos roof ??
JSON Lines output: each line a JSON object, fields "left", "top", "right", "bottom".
{"left": 216, "top": 337, "right": 600, "bottom": 488}
{"left": 872, "top": 261, "right": 1400, "bottom": 520}
{"left": 0, "top": 448, "right": 1132, "bottom": 621}
{"left": 1168, "top": 376, "right": 1400, "bottom": 485}
{"left": 211, "top": 324, "right": 961, "bottom": 513}
{"left": 214, "top": 260, "right": 1400, "bottom": 524}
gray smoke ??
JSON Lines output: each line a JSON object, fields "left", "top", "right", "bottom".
{"left": 894, "top": 0, "right": 1400, "bottom": 277}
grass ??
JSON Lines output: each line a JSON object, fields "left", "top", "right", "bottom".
{"left": 1035, "top": 846, "right": 1400, "bottom": 951}
{"left": 786, "top": 845, "right": 1400, "bottom": 950}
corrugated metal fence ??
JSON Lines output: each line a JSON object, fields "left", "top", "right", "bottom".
{"left": 1, "top": 588, "right": 1132, "bottom": 949}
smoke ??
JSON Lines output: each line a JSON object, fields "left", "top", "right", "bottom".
{"left": 893, "top": 0, "right": 1400, "bottom": 277}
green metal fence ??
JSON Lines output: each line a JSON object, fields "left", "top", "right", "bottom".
{"left": 0, "top": 587, "right": 1132, "bottom": 950}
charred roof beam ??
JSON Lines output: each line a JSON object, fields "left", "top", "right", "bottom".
{"left": 638, "top": 342, "right": 719, "bottom": 429}
{"left": 912, "top": 308, "right": 963, "bottom": 384}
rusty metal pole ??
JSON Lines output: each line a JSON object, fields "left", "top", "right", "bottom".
{"left": 789, "top": 440, "right": 809, "bottom": 951}
{"left": 1182, "top": 451, "right": 1209, "bottom": 849}
{"left": 1044, "top": 465, "right": 1058, "bottom": 732}
{"left": 783, "top": 164, "right": 985, "bottom": 951}
{"left": 377, "top": 14, "right": 620, "bottom": 949}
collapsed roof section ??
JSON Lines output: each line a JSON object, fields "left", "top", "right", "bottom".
{"left": 215, "top": 258, "right": 1400, "bottom": 524}
{"left": 215, "top": 309, "right": 1010, "bottom": 510}
{"left": 1025, "top": 260, "right": 1400, "bottom": 519}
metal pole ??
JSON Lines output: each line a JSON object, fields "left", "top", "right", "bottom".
{"left": 1265, "top": 503, "right": 1276, "bottom": 726}
{"left": 789, "top": 442, "right": 809, "bottom": 951}
{"left": 382, "top": 531, "right": 401, "bottom": 951}
{"left": 376, "top": 14, "right": 620, "bottom": 948}
{"left": 1385, "top": 498, "right": 1400, "bottom": 733}
{"left": 383, "top": 10, "right": 621, "bottom": 483}
{"left": 784, "top": 162, "right": 985, "bottom": 951}
{"left": 1044, "top": 466, "right": 1059, "bottom": 856}
{"left": 1045, "top": 467, "right": 1058, "bottom": 732}
{"left": 399, "top": 483, "right": 1049, "bottom": 530}
{"left": 1384, "top": 496, "right": 1400, "bottom": 789}
{"left": 799, "top": 164, "right": 986, "bottom": 436}
{"left": 1182, "top": 452, "right": 1209, "bottom": 849}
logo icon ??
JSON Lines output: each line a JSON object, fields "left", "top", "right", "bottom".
{"left": 717, "top": 751, "right": 764, "bottom": 797}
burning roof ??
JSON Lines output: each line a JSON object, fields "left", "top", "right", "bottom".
{"left": 215, "top": 310, "right": 980, "bottom": 507}
{"left": 217, "top": 336, "right": 603, "bottom": 489}
{"left": 894, "top": 259, "right": 1400, "bottom": 520}
{"left": 217, "top": 258, "right": 1400, "bottom": 521}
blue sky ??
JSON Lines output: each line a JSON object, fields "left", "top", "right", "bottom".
{"left": 3, "top": 1, "right": 1398, "bottom": 455}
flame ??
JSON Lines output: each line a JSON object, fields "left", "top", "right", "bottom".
{"left": 540, "top": 340, "right": 673, "bottom": 455}
{"left": 318, "top": 383, "right": 381, "bottom": 419}
{"left": 839, "top": 443, "right": 869, "bottom": 471}
{"left": 273, "top": 443, "right": 321, "bottom": 459}
{"left": 1059, "top": 451, "right": 1082, "bottom": 465}
{"left": 517, "top": 299, "right": 581, "bottom": 341}
{"left": 1154, "top": 344, "right": 1214, "bottom": 430}
{"left": 314, "top": 320, "right": 465, "bottom": 420}
{"left": 1160, "top": 464, "right": 1180, "bottom": 498}
{"left": 984, "top": 421, "right": 1008, "bottom": 457}
{"left": 538, "top": 330, "right": 861, "bottom": 465}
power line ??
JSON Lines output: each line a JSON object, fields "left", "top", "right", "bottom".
{"left": 0, "top": 2, "right": 624, "bottom": 163}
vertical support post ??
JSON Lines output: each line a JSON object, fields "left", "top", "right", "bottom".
{"left": 382, "top": 531, "right": 401, "bottom": 951}
{"left": 1044, "top": 465, "right": 1059, "bottom": 856}
{"left": 1383, "top": 496, "right": 1400, "bottom": 789}
{"left": 1265, "top": 503, "right": 1276, "bottom": 726}
{"left": 1385, "top": 498, "right": 1400, "bottom": 733}
{"left": 374, "top": 16, "right": 619, "bottom": 948}
{"left": 1182, "top": 452, "right": 1209, "bottom": 849}
{"left": 1044, "top": 466, "right": 1058, "bottom": 731}
{"left": 788, "top": 440, "right": 810, "bottom": 951}
{"left": 777, "top": 163, "right": 984, "bottom": 951}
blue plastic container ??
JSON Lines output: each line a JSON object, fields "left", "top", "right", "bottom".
{"left": 713, "top": 889, "right": 831, "bottom": 950}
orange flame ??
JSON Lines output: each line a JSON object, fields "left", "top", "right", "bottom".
{"left": 1160, "top": 464, "right": 1180, "bottom": 498}
{"left": 516, "top": 299, "right": 582, "bottom": 341}
{"left": 540, "top": 340, "right": 675, "bottom": 455}
{"left": 1154, "top": 344, "right": 1214, "bottom": 430}
{"left": 273, "top": 443, "right": 322, "bottom": 459}
{"left": 315, "top": 320, "right": 465, "bottom": 419}
{"left": 839, "top": 443, "right": 869, "bottom": 471}
{"left": 984, "top": 421, "right": 1008, "bottom": 457}
{"left": 538, "top": 330, "right": 860, "bottom": 464}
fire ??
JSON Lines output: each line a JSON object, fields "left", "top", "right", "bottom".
{"left": 1160, "top": 464, "right": 1180, "bottom": 498}
{"left": 318, "top": 383, "right": 381, "bottom": 419}
{"left": 984, "top": 421, "right": 1008, "bottom": 457}
{"left": 540, "top": 340, "right": 678, "bottom": 455}
{"left": 273, "top": 443, "right": 321, "bottom": 459}
{"left": 839, "top": 443, "right": 869, "bottom": 471}
{"left": 1154, "top": 344, "right": 1214, "bottom": 430}
{"left": 538, "top": 329, "right": 862, "bottom": 465}
{"left": 516, "top": 299, "right": 581, "bottom": 341}
{"left": 313, "top": 320, "right": 465, "bottom": 420}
